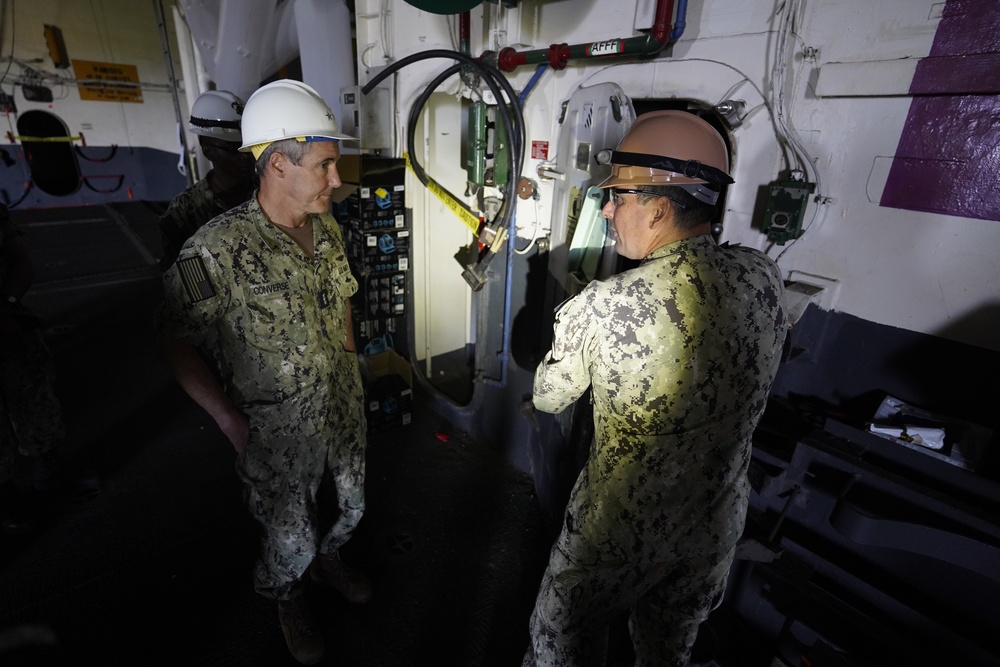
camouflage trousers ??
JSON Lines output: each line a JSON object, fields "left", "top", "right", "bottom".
{"left": 522, "top": 528, "right": 735, "bottom": 667}
{"left": 239, "top": 429, "right": 366, "bottom": 601}
{"left": 0, "top": 325, "right": 64, "bottom": 487}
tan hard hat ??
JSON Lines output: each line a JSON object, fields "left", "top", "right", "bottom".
{"left": 596, "top": 110, "right": 732, "bottom": 204}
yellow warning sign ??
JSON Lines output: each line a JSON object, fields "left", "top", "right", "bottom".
{"left": 403, "top": 152, "right": 481, "bottom": 235}
{"left": 73, "top": 59, "right": 143, "bottom": 103}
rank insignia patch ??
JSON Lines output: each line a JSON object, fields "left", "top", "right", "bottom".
{"left": 177, "top": 257, "right": 216, "bottom": 303}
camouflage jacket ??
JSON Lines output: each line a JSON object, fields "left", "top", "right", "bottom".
{"left": 157, "top": 195, "right": 364, "bottom": 443}
{"left": 158, "top": 174, "right": 231, "bottom": 270}
{"left": 534, "top": 234, "right": 787, "bottom": 560}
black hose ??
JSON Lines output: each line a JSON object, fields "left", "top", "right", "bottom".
{"left": 406, "top": 62, "right": 464, "bottom": 188}
{"left": 363, "top": 49, "right": 525, "bottom": 235}
{"left": 75, "top": 144, "right": 118, "bottom": 163}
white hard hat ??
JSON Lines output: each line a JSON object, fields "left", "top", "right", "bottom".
{"left": 189, "top": 90, "right": 245, "bottom": 143}
{"left": 239, "top": 79, "right": 356, "bottom": 158}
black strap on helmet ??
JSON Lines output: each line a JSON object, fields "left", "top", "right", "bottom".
{"left": 595, "top": 149, "right": 734, "bottom": 186}
{"left": 190, "top": 116, "right": 241, "bottom": 130}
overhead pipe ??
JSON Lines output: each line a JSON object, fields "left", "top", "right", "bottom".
{"left": 518, "top": 63, "right": 548, "bottom": 106}
{"left": 496, "top": 0, "right": 683, "bottom": 73}
{"left": 177, "top": 0, "right": 293, "bottom": 103}
{"left": 670, "top": 0, "right": 688, "bottom": 42}
{"left": 459, "top": 10, "right": 478, "bottom": 87}
{"left": 170, "top": 2, "right": 207, "bottom": 181}
{"left": 459, "top": 10, "right": 471, "bottom": 55}
{"left": 476, "top": 62, "right": 547, "bottom": 391}
{"left": 153, "top": 0, "right": 193, "bottom": 185}
{"left": 295, "top": 0, "right": 357, "bottom": 132}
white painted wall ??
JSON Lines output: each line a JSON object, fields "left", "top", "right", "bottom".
{"left": 0, "top": 0, "right": 184, "bottom": 155}
{"left": 410, "top": 93, "right": 474, "bottom": 371}
{"left": 355, "top": 0, "right": 1000, "bottom": 353}
{"left": 3, "top": 0, "right": 995, "bottom": 354}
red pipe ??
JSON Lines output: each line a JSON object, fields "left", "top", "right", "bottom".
{"left": 651, "top": 0, "right": 674, "bottom": 46}
{"left": 460, "top": 11, "right": 471, "bottom": 54}
{"left": 497, "top": 0, "right": 674, "bottom": 73}
{"left": 549, "top": 44, "right": 571, "bottom": 70}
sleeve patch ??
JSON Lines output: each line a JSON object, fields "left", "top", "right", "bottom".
{"left": 177, "top": 256, "right": 216, "bottom": 303}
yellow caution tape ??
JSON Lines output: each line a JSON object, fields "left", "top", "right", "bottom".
{"left": 404, "top": 151, "right": 481, "bottom": 235}
{"left": 11, "top": 135, "right": 83, "bottom": 143}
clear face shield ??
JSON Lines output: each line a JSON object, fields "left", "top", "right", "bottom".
{"left": 594, "top": 148, "right": 733, "bottom": 205}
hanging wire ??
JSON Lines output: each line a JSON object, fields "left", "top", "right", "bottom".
{"left": 771, "top": 0, "right": 818, "bottom": 186}
{"left": 768, "top": 0, "right": 829, "bottom": 261}
{"left": 513, "top": 196, "right": 541, "bottom": 255}
{"left": 380, "top": 0, "right": 394, "bottom": 63}
{"left": 446, "top": 13, "right": 460, "bottom": 52}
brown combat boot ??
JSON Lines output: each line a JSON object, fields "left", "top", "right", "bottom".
{"left": 277, "top": 596, "right": 325, "bottom": 665}
{"left": 309, "top": 550, "right": 373, "bottom": 604}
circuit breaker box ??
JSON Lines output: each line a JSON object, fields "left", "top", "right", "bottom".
{"left": 762, "top": 179, "right": 815, "bottom": 245}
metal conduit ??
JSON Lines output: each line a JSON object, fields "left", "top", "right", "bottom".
{"left": 153, "top": 0, "right": 193, "bottom": 185}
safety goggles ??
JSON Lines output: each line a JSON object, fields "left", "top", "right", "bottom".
{"left": 607, "top": 188, "right": 688, "bottom": 210}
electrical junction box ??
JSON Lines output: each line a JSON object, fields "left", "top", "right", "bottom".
{"left": 467, "top": 101, "right": 510, "bottom": 188}
{"left": 762, "top": 179, "right": 815, "bottom": 245}
{"left": 342, "top": 71, "right": 394, "bottom": 153}
{"left": 337, "top": 157, "right": 409, "bottom": 358}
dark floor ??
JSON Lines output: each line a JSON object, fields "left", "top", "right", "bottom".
{"left": 0, "top": 202, "right": 800, "bottom": 667}
{"left": 0, "top": 203, "right": 551, "bottom": 666}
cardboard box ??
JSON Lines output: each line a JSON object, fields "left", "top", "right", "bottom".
{"left": 356, "top": 315, "right": 401, "bottom": 350}
{"left": 346, "top": 228, "right": 409, "bottom": 275}
{"left": 338, "top": 153, "right": 362, "bottom": 185}
{"left": 363, "top": 229, "right": 410, "bottom": 272}
{"left": 363, "top": 349, "right": 413, "bottom": 433}
{"left": 343, "top": 157, "right": 407, "bottom": 231}
{"left": 347, "top": 185, "right": 406, "bottom": 230}
{"left": 363, "top": 272, "right": 406, "bottom": 319}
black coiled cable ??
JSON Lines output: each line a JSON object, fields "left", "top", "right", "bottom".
{"left": 362, "top": 49, "right": 526, "bottom": 234}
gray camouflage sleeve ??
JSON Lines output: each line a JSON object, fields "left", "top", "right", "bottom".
{"left": 532, "top": 292, "right": 595, "bottom": 414}
{"left": 156, "top": 244, "right": 227, "bottom": 346}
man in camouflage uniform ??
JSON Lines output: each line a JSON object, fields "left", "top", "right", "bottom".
{"left": 158, "top": 89, "right": 255, "bottom": 271}
{"left": 523, "top": 111, "right": 788, "bottom": 667}
{"left": 156, "top": 80, "right": 369, "bottom": 666}
{"left": 0, "top": 204, "right": 66, "bottom": 533}
{"left": 158, "top": 90, "right": 255, "bottom": 387}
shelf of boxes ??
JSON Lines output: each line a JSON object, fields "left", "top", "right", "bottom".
{"left": 339, "top": 158, "right": 412, "bottom": 432}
